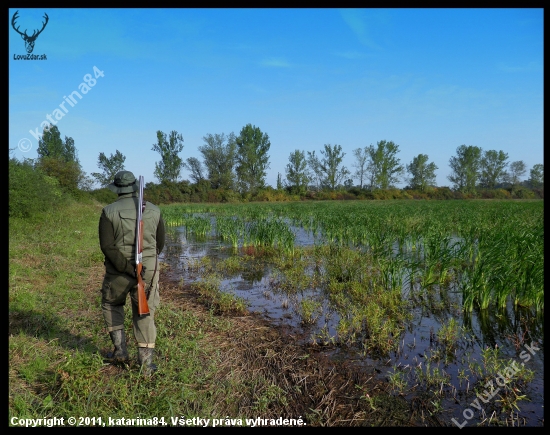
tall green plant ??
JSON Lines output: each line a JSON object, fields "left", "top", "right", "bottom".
{"left": 9, "top": 156, "right": 66, "bottom": 218}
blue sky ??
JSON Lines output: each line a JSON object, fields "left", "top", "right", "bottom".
{"left": 9, "top": 8, "right": 543, "bottom": 189}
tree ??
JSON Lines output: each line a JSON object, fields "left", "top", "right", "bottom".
{"left": 528, "top": 163, "right": 544, "bottom": 189}
{"left": 406, "top": 154, "right": 438, "bottom": 192}
{"left": 235, "top": 124, "right": 271, "bottom": 194}
{"left": 152, "top": 130, "right": 184, "bottom": 184}
{"left": 308, "top": 146, "right": 352, "bottom": 191}
{"left": 368, "top": 140, "right": 404, "bottom": 189}
{"left": 35, "top": 125, "right": 63, "bottom": 157}
{"left": 479, "top": 150, "right": 508, "bottom": 189}
{"left": 363, "top": 145, "right": 377, "bottom": 190}
{"left": 315, "top": 144, "right": 350, "bottom": 190}
{"left": 285, "top": 149, "right": 311, "bottom": 194}
{"left": 447, "top": 145, "right": 482, "bottom": 193}
{"left": 306, "top": 150, "right": 323, "bottom": 191}
{"left": 351, "top": 146, "right": 370, "bottom": 189}
{"left": 35, "top": 124, "right": 84, "bottom": 194}
{"left": 183, "top": 157, "right": 206, "bottom": 184}
{"left": 276, "top": 173, "right": 283, "bottom": 190}
{"left": 91, "top": 150, "right": 126, "bottom": 187}
{"left": 198, "top": 132, "right": 237, "bottom": 190}
{"left": 505, "top": 160, "right": 527, "bottom": 189}
{"left": 37, "top": 124, "right": 77, "bottom": 162}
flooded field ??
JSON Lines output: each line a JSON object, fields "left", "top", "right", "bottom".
{"left": 159, "top": 200, "right": 544, "bottom": 427}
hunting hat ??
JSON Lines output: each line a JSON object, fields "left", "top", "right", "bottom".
{"left": 107, "top": 171, "right": 139, "bottom": 194}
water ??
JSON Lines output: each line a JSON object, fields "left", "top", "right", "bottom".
{"left": 160, "top": 224, "right": 544, "bottom": 427}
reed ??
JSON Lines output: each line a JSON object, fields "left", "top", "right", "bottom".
{"left": 159, "top": 200, "right": 543, "bottom": 356}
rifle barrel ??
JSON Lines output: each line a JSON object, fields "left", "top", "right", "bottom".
{"left": 136, "top": 175, "right": 150, "bottom": 316}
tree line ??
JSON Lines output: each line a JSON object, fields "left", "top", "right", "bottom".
{"left": 9, "top": 123, "right": 544, "bottom": 217}
{"left": 94, "top": 125, "right": 544, "bottom": 195}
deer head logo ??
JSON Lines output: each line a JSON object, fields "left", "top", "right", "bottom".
{"left": 11, "top": 10, "right": 49, "bottom": 54}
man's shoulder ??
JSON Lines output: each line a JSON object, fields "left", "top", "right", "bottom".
{"left": 145, "top": 201, "right": 161, "bottom": 213}
{"left": 103, "top": 196, "right": 135, "bottom": 214}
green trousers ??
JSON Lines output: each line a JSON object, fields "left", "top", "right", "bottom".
{"left": 101, "top": 269, "right": 160, "bottom": 348}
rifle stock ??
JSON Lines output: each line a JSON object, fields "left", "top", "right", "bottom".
{"left": 136, "top": 176, "right": 150, "bottom": 316}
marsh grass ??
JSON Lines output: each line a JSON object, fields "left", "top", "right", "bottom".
{"left": 162, "top": 200, "right": 543, "bottom": 426}
{"left": 295, "top": 297, "right": 323, "bottom": 325}
{"left": 190, "top": 272, "right": 248, "bottom": 315}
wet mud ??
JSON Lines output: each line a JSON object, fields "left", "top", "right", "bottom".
{"left": 158, "top": 227, "right": 544, "bottom": 427}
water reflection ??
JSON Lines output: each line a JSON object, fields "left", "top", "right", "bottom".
{"left": 161, "top": 223, "right": 544, "bottom": 427}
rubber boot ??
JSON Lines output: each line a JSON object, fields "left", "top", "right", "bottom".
{"left": 106, "top": 329, "right": 129, "bottom": 362}
{"left": 137, "top": 347, "right": 157, "bottom": 376}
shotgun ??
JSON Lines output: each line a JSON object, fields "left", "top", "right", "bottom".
{"left": 136, "top": 175, "right": 150, "bottom": 316}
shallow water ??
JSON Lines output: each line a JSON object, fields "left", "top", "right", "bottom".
{"left": 160, "top": 224, "right": 544, "bottom": 427}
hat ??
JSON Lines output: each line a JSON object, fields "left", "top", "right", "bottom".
{"left": 107, "top": 171, "right": 138, "bottom": 194}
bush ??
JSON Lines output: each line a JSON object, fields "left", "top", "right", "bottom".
{"left": 89, "top": 187, "right": 117, "bottom": 205}
{"left": 430, "top": 187, "right": 456, "bottom": 200}
{"left": 305, "top": 190, "right": 317, "bottom": 200}
{"left": 142, "top": 181, "right": 189, "bottom": 205}
{"left": 9, "top": 157, "right": 68, "bottom": 218}
{"left": 35, "top": 157, "right": 84, "bottom": 197}
{"left": 405, "top": 189, "right": 430, "bottom": 200}
{"left": 253, "top": 187, "right": 293, "bottom": 202}
{"left": 372, "top": 188, "right": 404, "bottom": 200}
{"left": 346, "top": 187, "right": 363, "bottom": 197}
{"left": 531, "top": 188, "right": 544, "bottom": 199}
{"left": 512, "top": 188, "right": 535, "bottom": 199}
{"left": 218, "top": 189, "right": 242, "bottom": 203}
{"left": 493, "top": 189, "right": 511, "bottom": 199}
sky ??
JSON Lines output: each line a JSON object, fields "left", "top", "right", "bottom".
{"left": 9, "top": 8, "right": 543, "bottom": 189}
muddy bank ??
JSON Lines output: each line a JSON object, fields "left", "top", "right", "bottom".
{"left": 159, "top": 271, "right": 445, "bottom": 427}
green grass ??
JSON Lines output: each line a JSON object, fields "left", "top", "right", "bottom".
{"left": 8, "top": 201, "right": 297, "bottom": 424}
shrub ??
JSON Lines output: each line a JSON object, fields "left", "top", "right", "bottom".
{"left": 9, "top": 157, "right": 67, "bottom": 218}
{"left": 372, "top": 188, "right": 404, "bottom": 200}
{"left": 35, "top": 156, "right": 84, "bottom": 197}
{"left": 429, "top": 187, "right": 456, "bottom": 200}
{"left": 253, "top": 187, "right": 293, "bottom": 202}
{"left": 405, "top": 189, "right": 429, "bottom": 200}
{"left": 341, "top": 192, "right": 357, "bottom": 200}
{"left": 512, "top": 188, "right": 535, "bottom": 199}
{"left": 305, "top": 190, "right": 317, "bottom": 200}
{"left": 531, "top": 188, "right": 544, "bottom": 199}
{"left": 346, "top": 187, "right": 363, "bottom": 197}
{"left": 89, "top": 187, "right": 117, "bottom": 205}
{"left": 219, "top": 189, "right": 242, "bottom": 203}
{"left": 493, "top": 189, "right": 511, "bottom": 199}
{"left": 362, "top": 190, "right": 375, "bottom": 200}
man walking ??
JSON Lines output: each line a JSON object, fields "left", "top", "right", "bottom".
{"left": 99, "top": 171, "right": 165, "bottom": 376}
